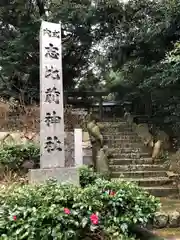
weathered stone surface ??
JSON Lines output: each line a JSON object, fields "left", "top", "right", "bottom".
{"left": 0, "top": 130, "right": 90, "bottom": 143}
{"left": 168, "top": 211, "right": 180, "bottom": 227}
{"left": 154, "top": 212, "right": 169, "bottom": 228}
{"left": 169, "top": 149, "right": 180, "bottom": 175}
{"left": 102, "top": 119, "right": 178, "bottom": 198}
{"left": 151, "top": 210, "right": 180, "bottom": 228}
{"left": 64, "top": 132, "right": 74, "bottom": 167}
{"left": 111, "top": 170, "right": 167, "bottom": 178}
{"left": 29, "top": 167, "right": 79, "bottom": 185}
{"left": 111, "top": 152, "right": 149, "bottom": 159}
{"left": 110, "top": 164, "right": 165, "bottom": 172}
{"left": 134, "top": 123, "right": 153, "bottom": 146}
{"left": 82, "top": 131, "right": 91, "bottom": 148}
{"left": 0, "top": 132, "right": 12, "bottom": 144}
{"left": 110, "top": 157, "right": 153, "bottom": 165}
{"left": 143, "top": 186, "right": 178, "bottom": 197}
{"left": 22, "top": 160, "right": 35, "bottom": 169}
{"left": 0, "top": 131, "right": 38, "bottom": 144}
{"left": 40, "top": 21, "right": 65, "bottom": 169}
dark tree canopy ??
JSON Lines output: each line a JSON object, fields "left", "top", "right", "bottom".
{"left": 1, "top": 0, "right": 180, "bottom": 136}
{"left": 0, "top": 0, "right": 121, "bottom": 102}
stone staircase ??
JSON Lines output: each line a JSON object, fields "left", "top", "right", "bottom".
{"left": 101, "top": 119, "right": 178, "bottom": 197}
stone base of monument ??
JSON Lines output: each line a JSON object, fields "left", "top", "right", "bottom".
{"left": 29, "top": 167, "right": 79, "bottom": 185}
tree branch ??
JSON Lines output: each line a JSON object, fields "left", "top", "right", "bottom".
{"left": 36, "top": 0, "right": 46, "bottom": 17}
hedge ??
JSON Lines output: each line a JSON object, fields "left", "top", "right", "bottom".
{"left": 0, "top": 179, "right": 160, "bottom": 239}
{"left": 0, "top": 143, "right": 160, "bottom": 239}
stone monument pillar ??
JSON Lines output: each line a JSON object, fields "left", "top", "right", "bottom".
{"left": 29, "top": 20, "right": 79, "bottom": 184}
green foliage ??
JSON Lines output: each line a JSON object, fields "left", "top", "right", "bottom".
{"left": 0, "top": 144, "right": 105, "bottom": 186}
{"left": 79, "top": 165, "right": 106, "bottom": 187}
{"left": 0, "top": 0, "right": 123, "bottom": 101}
{"left": 0, "top": 179, "right": 160, "bottom": 239}
{"left": 0, "top": 143, "right": 40, "bottom": 170}
{"left": 1, "top": 0, "right": 180, "bottom": 139}
{"left": 93, "top": 0, "right": 180, "bottom": 139}
{"left": 1, "top": 0, "right": 180, "bottom": 134}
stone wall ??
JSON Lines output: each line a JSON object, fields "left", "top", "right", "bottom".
{"left": 0, "top": 104, "right": 86, "bottom": 132}
{"left": 153, "top": 211, "right": 180, "bottom": 228}
{"left": 0, "top": 131, "right": 92, "bottom": 167}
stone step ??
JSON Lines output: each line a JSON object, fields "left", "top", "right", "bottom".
{"left": 100, "top": 119, "right": 125, "bottom": 122}
{"left": 103, "top": 126, "right": 132, "bottom": 130}
{"left": 103, "top": 130, "right": 133, "bottom": 135}
{"left": 142, "top": 186, "right": 178, "bottom": 197}
{"left": 101, "top": 121, "right": 130, "bottom": 125}
{"left": 103, "top": 135, "right": 142, "bottom": 143}
{"left": 104, "top": 138, "right": 141, "bottom": 144}
{"left": 109, "top": 147, "right": 148, "bottom": 153}
{"left": 109, "top": 164, "right": 167, "bottom": 172}
{"left": 111, "top": 171, "right": 167, "bottom": 178}
{"left": 102, "top": 129, "right": 137, "bottom": 137}
{"left": 112, "top": 177, "right": 173, "bottom": 187}
{"left": 103, "top": 132, "right": 136, "bottom": 136}
{"left": 106, "top": 142, "right": 145, "bottom": 148}
{"left": 100, "top": 122, "right": 128, "bottom": 126}
{"left": 111, "top": 152, "right": 150, "bottom": 159}
{"left": 104, "top": 135, "right": 139, "bottom": 140}
{"left": 110, "top": 157, "right": 153, "bottom": 165}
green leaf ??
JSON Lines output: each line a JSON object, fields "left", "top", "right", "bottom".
{"left": 81, "top": 217, "right": 88, "bottom": 228}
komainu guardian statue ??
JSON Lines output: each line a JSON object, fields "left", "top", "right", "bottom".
{"left": 97, "top": 145, "right": 110, "bottom": 178}
{"left": 87, "top": 115, "right": 103, "bottom": 171}
{"left": 152, "top": 130, "right": 170, "bottom": 163}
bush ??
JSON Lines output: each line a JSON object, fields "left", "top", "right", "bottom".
{"left": 0, "top": 144, "right": 105, "bottom": 186}
{"left": 0, "top": 179, "right": 160, "bottom": 240}
{"left": 79, "top": 165, "right": 106, "bottom": 187}
{"left": 0, "top": 143, "right": 105, "bottom": 184}
{"left": 0, "top": 143, "right": 40, "bottom": 171}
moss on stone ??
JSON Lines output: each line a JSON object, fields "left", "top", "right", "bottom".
{"left": 154, "top": 228, "right": 180, "bottom": 238}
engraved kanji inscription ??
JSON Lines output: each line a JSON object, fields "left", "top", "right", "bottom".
{"left": 45, "top": 43, "right": 59, "bottom": 59}
{"left": 45, "top": 111, "right": 61, "bottom": 126}
{"left": 52, "top": 30, "right": 60, "bottom": 38}
{"left": 45, "top": 66, "right": 60, "bottom": 80}
{"left": 43, "top": 28, "right": 51, "bottom": 37}
{"left": 44, "top": 136, "right": 62, "bottom": 152}
{"left": 45, "top": 87, "right": 60, "bottom": 104}
{"left": 43, "top": 28, "right": 60, "bottom": 38}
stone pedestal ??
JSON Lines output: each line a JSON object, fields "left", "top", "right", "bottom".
{"left": 29, "top": 167, "right": 79, "bottom": 185}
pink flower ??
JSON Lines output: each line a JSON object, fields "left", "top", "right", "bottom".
{"left": 90, "top": 213, "right": 99, "bottom": 225}
{"left": 64, "top": 208, "right": 70, "bottom": 214}
{"left": 13, "top": 216, "right": 17, "bottom": 221}
{"left": 109, "top": 190, "right": 116, "bottom": 196}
